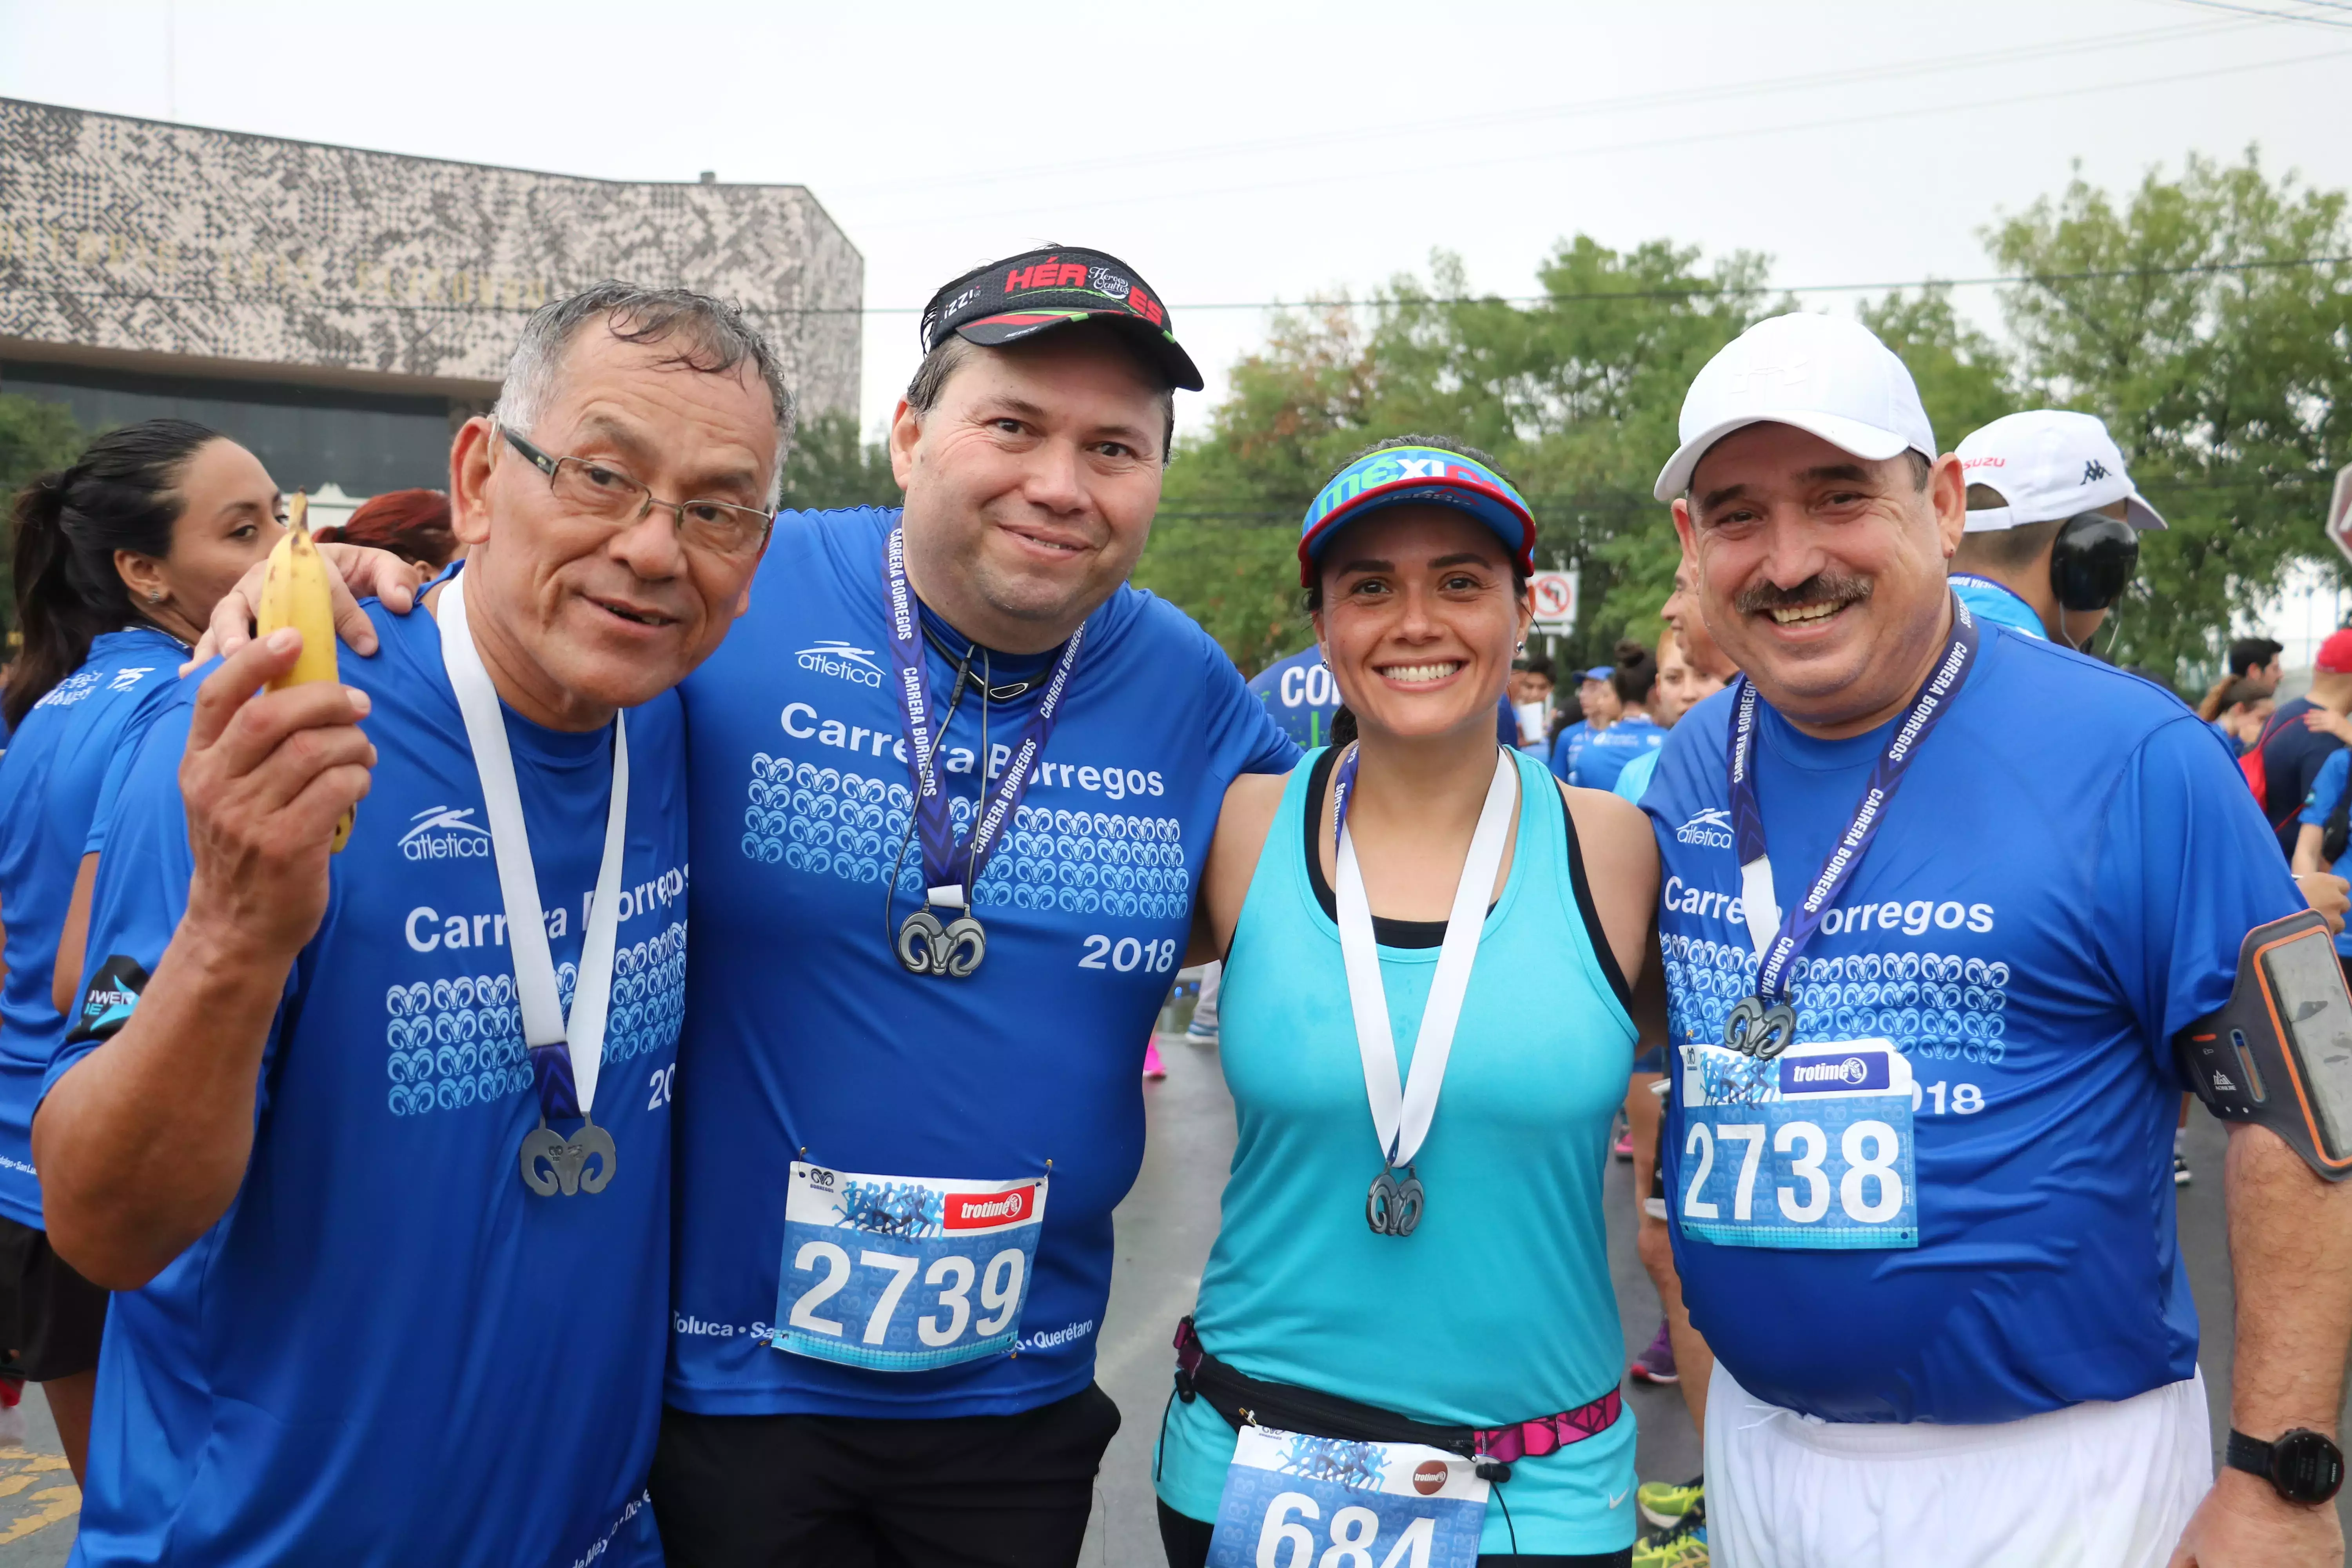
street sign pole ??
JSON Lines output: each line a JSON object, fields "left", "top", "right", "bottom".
{"left": 2327, "top": 462, "right": 2352, "bottom": 570}
{"left": 1528, "top": 570, "right": 1579, "bottom": 639}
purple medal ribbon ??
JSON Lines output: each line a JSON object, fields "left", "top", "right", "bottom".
{"left": 1724, "top": 595, "right": 1979, "bottom": 1013}
{"left": 881, "top": 525, "right": 1085, "bottom": 907}
{"left": 1332, "top": 740, "right": 1363, "bottom": 860}
{"left": 530, "top": 1045, "right": 583, "bottom": 1121}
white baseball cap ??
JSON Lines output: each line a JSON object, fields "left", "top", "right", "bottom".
{"left": 1653, "top": 312, "right": 1938, "bottom": 502}
{"left": 1955, "top": 409, "right": 2166, "bottom": 533}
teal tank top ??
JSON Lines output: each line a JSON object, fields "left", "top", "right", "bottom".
{"left": 1155, "top": 746, "right": 1640, "bottom": 1555}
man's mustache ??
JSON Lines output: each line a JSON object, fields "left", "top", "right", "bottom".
{"left": 1732, "top": 573, "right": 1873, "bottom": 617}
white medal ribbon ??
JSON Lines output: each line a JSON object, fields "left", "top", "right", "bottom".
{"left": 1335, "top": 749, "right": 1517, "bottom": 1171}
{"left": 437, "top": 570, "right": 629, "bottom": 1117}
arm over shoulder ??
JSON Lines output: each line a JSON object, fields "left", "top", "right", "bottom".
{"left": 1197, "top": 624, "right": 1302, "bottom": 779}
{"left": 1189, "top": 769, "right": 1293, "bottom": 965}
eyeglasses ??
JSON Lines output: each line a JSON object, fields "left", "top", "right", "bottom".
{"left": 499, "top": 425, "right": 773, "bottom": 558}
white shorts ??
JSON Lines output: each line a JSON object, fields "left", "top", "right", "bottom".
{"left": 1704, "top": 1362, "right": 2212, "bottom": 1568}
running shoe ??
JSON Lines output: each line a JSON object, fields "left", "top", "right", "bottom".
{"left": 1637, "top": 1476, "right": 1703, "bottom": 1532}
{"left": 1628, "top": 1321, "right": 1677, "bottom": 1385}
{"left": 1632, "top": 1501, "right": 1707, "bottom": 1567}
{"left": 1143, "top": 1040, "right": 1168, "bottom": 1080}
{"left": 2174, "top": 1151, "right": 2192, "bottom": 1186}
{"left": 1184, "top": 1018, "right": 1219, "bottom": 1047}
{"left": 1613, "top": 1129, "right": 1635, "bottom": 1160}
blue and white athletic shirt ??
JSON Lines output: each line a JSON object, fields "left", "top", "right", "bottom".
{"left": 1572, "top": 714, "right": 1664, "bottom": 793}
{"left": 2298, "top": 751, "right": 2352, "bottom": 957}
{"left": 1641, "top": 626, "right": 2300, "bottom": 1426}
{"left": 0, "top": 626, "right": 183, "bottom": 1228}
{"left": 1950, "top": 574, "right": 2045, "bottom": 641}
{"left": 52, "top": 586, "right": 681, "bottom": 1567}
{"left": 1610, "top": 745, "right": 1662, "bottom": 806}
{"left": 1548, "top": 720, "right": 1590, "bottom": 784}
{"left": 668, "top": 507, "right": 1297, "bottom": 1420}
{"left": 1249, "top": 646, "right": 1342, "bottom": 748}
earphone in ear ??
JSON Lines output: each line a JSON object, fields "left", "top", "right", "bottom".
{"left": 2050, "top": 512, "right": 2139, "bottom": 614}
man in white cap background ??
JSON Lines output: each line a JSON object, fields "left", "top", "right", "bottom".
{"left": 1635, "top": 309, "right": 2352, "bottom": 1565}
{"left": 1948, "top": 408, "right": 2166, "bottom": 648}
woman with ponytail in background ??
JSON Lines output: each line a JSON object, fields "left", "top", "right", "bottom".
{"left": 1154, "top": 437, "right": 1661, "bottom": 1566}
{"left": 0, "top": 419, "right": 286, "bottom": 1481}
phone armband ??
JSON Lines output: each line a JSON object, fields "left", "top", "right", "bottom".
{"left": 2176, "top": 910, "right": 2352, "bottom": 1181}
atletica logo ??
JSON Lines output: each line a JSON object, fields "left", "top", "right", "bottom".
{"left": 798, "top": 640, "right": 884, "bottom": 688}
{"left": 400, "top": 805, "right": 492, "bottom": 862}
{"left": 1676, "top": 807, "right": 1735, "bottom": 848}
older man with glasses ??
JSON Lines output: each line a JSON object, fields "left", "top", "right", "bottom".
{"left": 199, "top": 248, "right": 1299, "bottom": 1565}
{"left": 36, "top": 283, "right": 782, "bottom": 1568}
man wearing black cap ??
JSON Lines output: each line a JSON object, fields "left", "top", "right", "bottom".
{"left": 648, "top": 248, "right": 1298, "bottom": 1564}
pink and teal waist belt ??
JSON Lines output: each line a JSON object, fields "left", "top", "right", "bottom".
{"left": 1170, "top": 1315, "right": 1621, "bottom": 1478}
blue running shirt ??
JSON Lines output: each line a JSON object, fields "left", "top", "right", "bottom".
{"left": 1250, "top": 646, "right": 1342, "bottom": 748}
{"left": 1640, "top": 626, "right": 2299, "bottom": 1425}
{"left": 2298, "top": 750, "right": 2352, "bottom": 956}
{"left": 1949, "top": 573, "right": 2046, "bottom": 641}
{"left": 54, "top": 585, "right": 681, "bottom": 1567}
{"left": 668, "top": 507, "right": 1296, "bottom": 1419}
{"left": 1610, "top": 745, "right": 1662, "bottom": 806}
{"left": 0, "top": 627, "right": 184, "bottom": 1227}
{"left": 1572, "top": 714, "right": 1664, "bottom": 793}
{"left": 1548, "top": 720, "right": 1590, "bottom": 784}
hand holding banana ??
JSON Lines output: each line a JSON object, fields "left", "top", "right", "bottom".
{"left": 254, "top": 495, "right": 355, "bottom": 851}
{"left": 175, "top": 495, "right": 377, "bottom": 962}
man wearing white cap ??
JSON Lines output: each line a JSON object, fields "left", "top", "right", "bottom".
{"left": 1634, "top": 310, "right": 2352, "bottom": 1565}
{"left": 1947, "top": 408, "right": 2164, "bottom": 648}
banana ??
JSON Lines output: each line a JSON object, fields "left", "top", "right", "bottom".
{"left": 256, "top": 493, "right": 354, "bottom": 851}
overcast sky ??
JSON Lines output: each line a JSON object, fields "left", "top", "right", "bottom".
{"left": 4, "top": 0, "right": 2348, "bottom": 446}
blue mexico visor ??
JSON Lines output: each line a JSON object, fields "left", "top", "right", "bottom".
{"left": 1297, "top": 446, "right": 1536, "bottom": 586}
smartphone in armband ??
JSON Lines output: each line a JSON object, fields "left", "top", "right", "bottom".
{"left": 2176, "top": 910, "right": 2352, "bottom": 1181}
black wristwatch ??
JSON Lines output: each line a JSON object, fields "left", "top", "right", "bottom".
{"left": 2226, "top": 1427, "right": 2346, "bottom": 1504}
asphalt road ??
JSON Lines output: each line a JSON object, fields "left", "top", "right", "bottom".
{"left": 0, "top": 1384, "right": 73, "bottom": 1568}
{"left": 0, "top": 1027, "right": 2339, "bottom": 1566}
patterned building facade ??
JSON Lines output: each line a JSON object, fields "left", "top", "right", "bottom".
{"left": 0, "top": 97, "right": 859, "bottom": 493}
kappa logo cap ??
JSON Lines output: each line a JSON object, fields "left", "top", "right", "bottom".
{"left": 918, "top": 245, "right": 1203, "bottom": 392}
{"left": 1655, "top": 312, "right": 1938, "bottom": 502}
{"left": 1955, "top": 409, "right": 2167, "bottom": 534}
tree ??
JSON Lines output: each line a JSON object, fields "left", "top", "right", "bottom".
{"left": 1857, "top": 287, "right": 2016, "bottom": 449}
{"left": 0, "top": 391, "right": 89, "bottom": 639}
{"left": 776, "top": 410, "right": 900, "bottom": 513}
{"left": 1985, "top": 151, "right": 2352, "bottom": 681}
{"left": 1137, "top": 241, "right": 1780, "bottom": 671}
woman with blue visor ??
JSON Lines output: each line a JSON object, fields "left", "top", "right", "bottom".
{"left": 1154, "top": 435, "right": 1661, "bottom": 1565}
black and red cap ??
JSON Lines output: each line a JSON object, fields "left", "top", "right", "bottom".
{"left": 918, "top": 246, "right": 1204, "bottom": 392}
